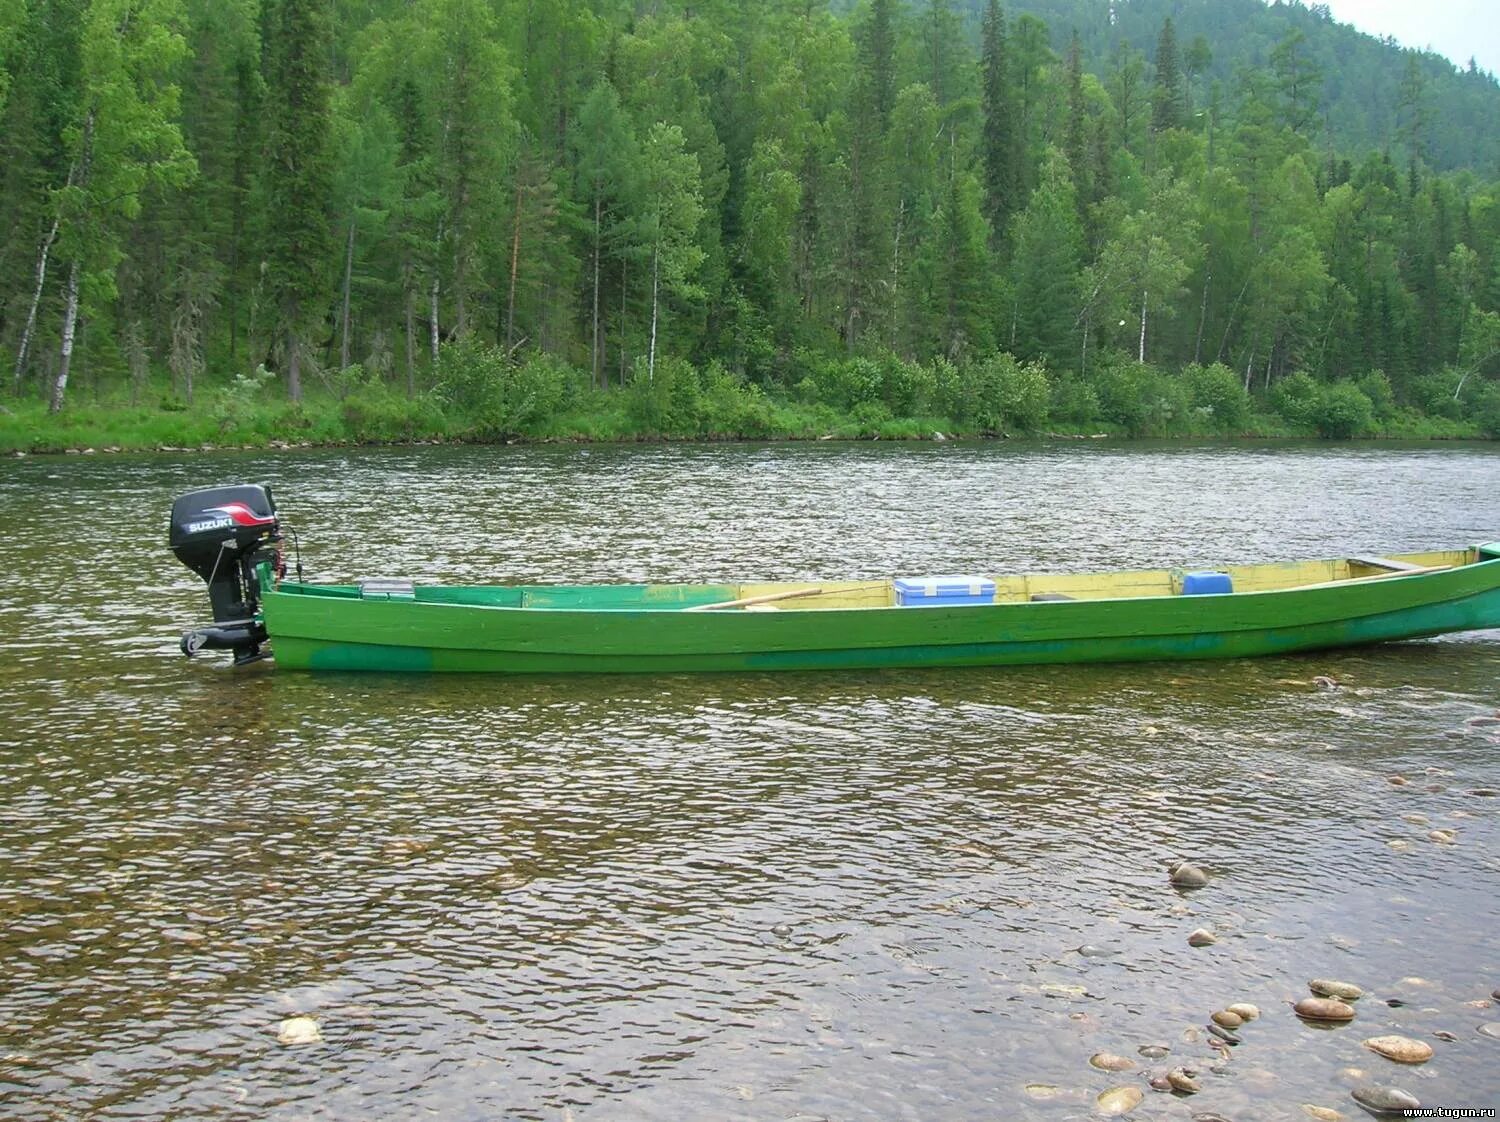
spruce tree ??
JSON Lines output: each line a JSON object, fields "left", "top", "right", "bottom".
{"left": 261, "top": 0, "right": 333, "bottom": 400}
{"left": 1151, "top": 18, "right": 1184, "bottom": 134}
{"left": 979, "top": 0, "right": 1017, "bottom": 238}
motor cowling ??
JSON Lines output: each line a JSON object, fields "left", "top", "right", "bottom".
{"left": 169, "top": 483, "right": 281, "bottom": 664}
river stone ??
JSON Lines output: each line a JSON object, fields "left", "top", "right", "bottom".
{"left": 276, "top": 1016, "right": 322, "bottom": 1045}
{"left": 1363, "top": 1035, "right": 1433, "bottom": 1064}
{"left": 1493, "top": 988, "right": 1500, "bottom": 1001}
{"left": 1188, "top": 928, "right": 1218, "bottom": 947}
{"left": 1207, "top": 1023, "right": 1240, "bottom": 1045}
{"left": 1167, "top": 1068, "right": 1201, "bottom": 1094}
{"left": 1433, "top": 1030, "right": 1459, "bottom": 1042}
{"left": 1170, "top": 861, "right": 1211, "bottom": 888}
{"left": 1191, "top": 1115, "right": 1235, "bottom": 1122}
{"left": 1211, "top": 1010, "right": 1244, "bottom": 1029}
{"left": 1023, "top": 1083, "right": 1064, "bottom": 1101}
{"left": 1090, "top": 1052, "right": 1137, "bottom": 1072}
{"left": 1428, "top": 829, "right": 1457, "bottom": 844}
{"left": 1182, "top": 1027, "right": 1202, "bottom": 1043}
{"left": 1469, "top": 788, "right": 1499, "bottom": 797}
{"left": 1479, "top": 1022, "right": 1500, "bottom": 1038}
{"left": 1226, "top": 1003, "right": 1260, "bottom": 1021}
{"left": 1351, "top": 1085, "right": 1420, "bottom": 1113}
{"left": 1387, "top": 774, "right": 1410, "bottom": 786}
{"left": 1295, "top": 997, "right": 1357, "bottom": 1022}
{"left": 1096, "top": 1085, "right": 1144, "bottom": 1115}
{"left": 1301, "top": 1107, "right": 1345, "bottom": 1122}
{"left": 1310, "top": 979, "right": 1364, "bottom": 1001}
{"left": 1138, "top": 1044, "right": 1170, "bottom": 1059}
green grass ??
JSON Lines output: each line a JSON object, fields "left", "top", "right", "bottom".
{"left": 2, "top": 369, "right": 1489, "bottom": 456}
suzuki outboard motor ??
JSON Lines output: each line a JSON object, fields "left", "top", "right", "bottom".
{"left": 169, "top": 483, "right": 282, "bottom": 664}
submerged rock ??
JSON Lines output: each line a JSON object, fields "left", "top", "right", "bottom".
{"left": 1478, "top": 1023, "right": 1500, "bottom": 1039}
{"left": 1096, "top": 1085, "right": 1144, "bottom": 1115}
{"left": 1188, "top": 928, "right": 1218, "bottom": 947}
{"left": 1090, "top": 1052, "right": 1136, "bottom": 1072}
{"left": 1167, "top": 1068, "right": 1201, "bottom": 1094}
{"left": 1310, "top": 979, "right": 1364, "bottom": 1001}
{"left": 1295, "top": 997, "right": 1357, "bottom": 1022}
{"left": 1301, "top": 1107, "right": 1345, "bottom": 1122}
{"left": 1023, "top": 1083, "right": 1064, "bottom": 1101}
{"left": 1226, "top": 1003, "right": 1260, "bottom": 1021}
{"left": 276, "top": 1016, "right": 322, "bottom": 1045}
{"left": 1207, "top": 1023, "right": 1241, "bottom": 1045}
{"left": 1138, "top": 1044, "right": 1171, "bottom": 1059}
{"left": 1171, "top": 861, "right": 1211, "bottom": 888}
{"left": 1362, "top": 1035, "right": 1434, "bottom": 1064}
{"left": 1350, "top": 1085, "right": 1420, "bottom": 1113}
{"left": 1211, "top": 1010, "right": 1243, "bottom": 1029}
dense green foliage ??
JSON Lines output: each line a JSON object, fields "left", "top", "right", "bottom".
{"left": 2, "top": 0, "right": 1499, "bottom": 442}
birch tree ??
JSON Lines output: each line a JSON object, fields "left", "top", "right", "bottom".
{"left": 47, "top": 0, "right": 193, "bottom": 412}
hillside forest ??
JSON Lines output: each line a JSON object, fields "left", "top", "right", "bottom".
{"left": 3, "top": 0, "right": 1500, "bottom": 447}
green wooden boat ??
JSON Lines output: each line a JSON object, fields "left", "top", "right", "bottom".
{"left": 169, "top": 484, "right": 1500, "bottom": 673}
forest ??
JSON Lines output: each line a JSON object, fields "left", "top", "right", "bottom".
{"left": 2, "top": 0, "right": 1500, "bottom": 450}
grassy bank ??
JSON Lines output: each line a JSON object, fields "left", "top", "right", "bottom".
{"left": 3, "top": 346, "right": 1493, "bottom": 454}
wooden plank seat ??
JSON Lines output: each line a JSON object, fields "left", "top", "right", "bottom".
{"left": 1348, "top": 555, "right": 1425, "bottom": 573}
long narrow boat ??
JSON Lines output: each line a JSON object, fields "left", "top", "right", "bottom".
{"left": 169, "top": 484, "right": 1500, "bottom": 674}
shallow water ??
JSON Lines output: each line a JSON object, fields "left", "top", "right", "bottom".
{"left": 2, "top": 441, "right": 1499, "bottom": 1120}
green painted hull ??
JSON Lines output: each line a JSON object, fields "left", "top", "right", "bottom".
{"left": 259, "top": 552, "right": 1500, "bottom": 674}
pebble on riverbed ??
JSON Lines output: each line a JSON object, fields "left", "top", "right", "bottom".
{"left": 1226, "top": 1002, "right": 1260, "bottom": 1021}
{"left": 1301, "top": 1107, "right": 1345, "bottom": 1122}
{"left": 1309, "top": 979, "right": 1364, "bottom": 1001}
{"left": 1170, "top": 861, "right": 1211, "bottom": 888}
{"left": 1362, "top": 1035, "right": 1434, "bottom": 1064}
{"left": 1211, "top": 1009, "right": 1243, "bottom": 1029}
{"left": 1089, "top": 1052, "right": 1136, "bottom": 1072}
{"left": 276, "top": 1016, "right": 322, "bottom": 1045}
{"left": 1295, "top": 997, "right": 1357, "bottom": 1022}
{"left": 1188, "top": 928, "right": 1218, "bottom": 947}
{"left": 1351, "top": 1085, "right": 1421, "bottom": 1113}
{"left": 1166, "top": 1067, "right": 1201, "bottom": 1093}
{"left": 1096, "top": 1085, "right": 1144, "bottom": 1114}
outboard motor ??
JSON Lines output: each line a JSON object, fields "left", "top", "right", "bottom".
{"left": 169, "top": 483, "right": 282, "bottom": 664}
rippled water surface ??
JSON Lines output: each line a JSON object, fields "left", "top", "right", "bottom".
{"left": 2, "top": 441, "right": 1499, "bottom": 1121}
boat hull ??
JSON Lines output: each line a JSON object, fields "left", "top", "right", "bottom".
{"left": 260, "top": 556, "right": 1500, "bottom": 674}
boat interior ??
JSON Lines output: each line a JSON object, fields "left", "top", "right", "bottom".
{"left": 274, "top": 547, "right": 1489, "bottom": 611}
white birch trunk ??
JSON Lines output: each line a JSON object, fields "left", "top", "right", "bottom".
{"left": 429, "top": 276, "right": 440, "bottom": 366}
{"left": 648, "top": 243, "right": 660, "bottom": 384}
{"left": 49, "top": 260, "right": 82, "bottom": 413}
{"left": 1138, "top": 288, "right": 1148, "bottom": 364}
{"left": 340, "top": 220, "right": 356, "bottom": 370}
{"left": 14, "top": 217, "right": 60, "bottom": 393}
{"left": 592, "top": 192, "right": 602, "bottom": 389}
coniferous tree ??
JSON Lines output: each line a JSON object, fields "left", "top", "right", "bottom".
{"left": 261, "top": 0, "right": 333, "bottom": 400}
{"left": 1150, "top": 18, "right": 1184, "bottom": 135}
{"left": 979, "top": 0, "right": 1017, "bottom": 238}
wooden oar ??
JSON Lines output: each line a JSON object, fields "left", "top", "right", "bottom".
{"left": 684, "top": 587, "right": 826, "bottom": 612}
{"left": 1293, "top": 564, "right": 1452, "bottom": 592}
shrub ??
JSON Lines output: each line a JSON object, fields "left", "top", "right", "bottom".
{"left": 1049, "top": 374, "right": 1101, "bottom": 426}
{"left": 1409, "top": 370, "right": 1465, "bottom": 419}
{"left": 1473, "top": 383, "right": 1500, "bottom": 439}
{"left": 1184, "top": 362, "right": 1250, "bottom": 432}
{"left": 435, "top": 343, "right": 583, "bottom": 437}
{"left": 1269, "top": 370, "right": 1321, "bottom": 428}
{"left": 1095, "top": 359, "right": 1186, "bottom": 436}
{"left": 1310, "top": 380, "right": 1375, "bottom": 439}
{"left": 1356, "top": 370, "right": 1396, "bottom": 420}
{"left": 936, "top": 352, "right": 1051, "bottom": 433}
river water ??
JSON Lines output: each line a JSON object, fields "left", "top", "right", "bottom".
{"left": 1, "top": 441, "right": 1498, "bottom": 1120}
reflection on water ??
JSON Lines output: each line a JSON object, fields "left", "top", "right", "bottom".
{"left": 1, "top": 442, "right": 1499, "bottom": 1120}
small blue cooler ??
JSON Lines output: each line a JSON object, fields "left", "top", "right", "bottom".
{"left": 894, "top": 575, "right": 997, "bottom": 607}
{"left": 1181, "top": 571, "right": 1233, "bottom": 595}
